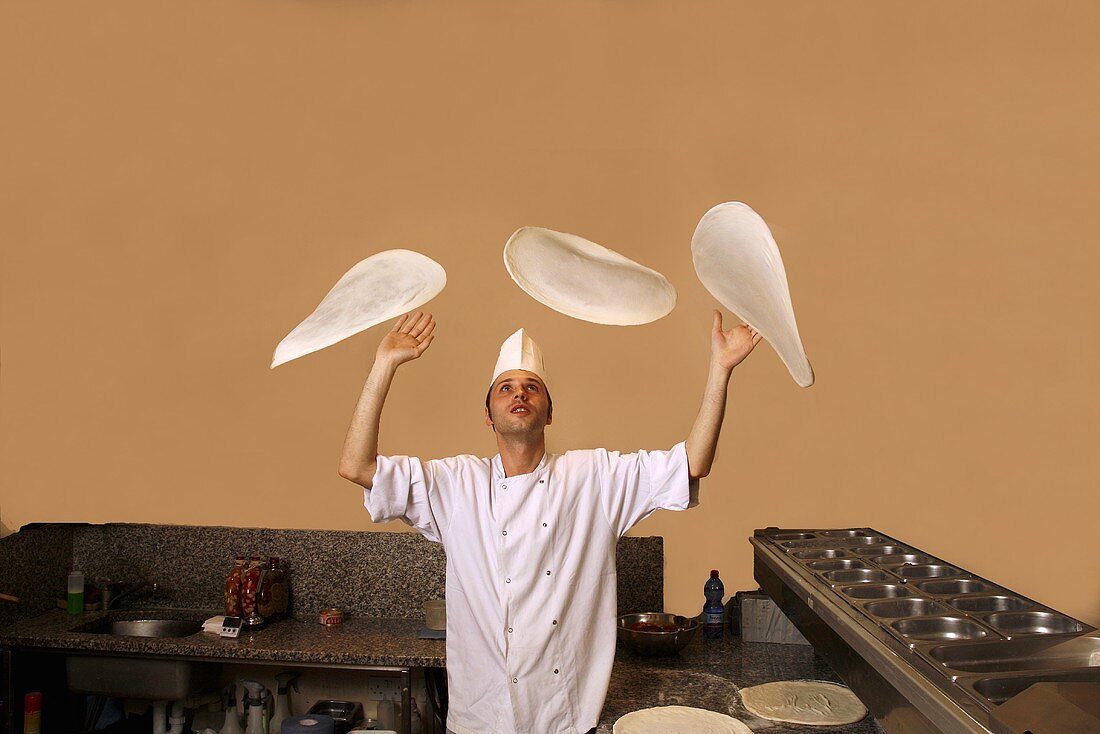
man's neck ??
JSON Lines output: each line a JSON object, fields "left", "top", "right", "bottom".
{"left": 496, "top": 434, "right": 547, "bottom": 478}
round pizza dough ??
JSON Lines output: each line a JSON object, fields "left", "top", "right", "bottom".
{"left": 613, "top": 706, "right": 752, "bottom": 734}
{"left": 739, "top": 680, "right": 867, "bottom": 726}
{"left": 271, "top": 249, "right": 446, "bottom": 368}
{"left": 504, "top": 226, "right": 676, "bottom": 326}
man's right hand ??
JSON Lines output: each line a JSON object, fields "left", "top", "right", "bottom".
{"left": 376, "top": 311, "right": 436, "bottom": 368}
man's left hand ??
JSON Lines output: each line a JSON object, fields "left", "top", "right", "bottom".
{"left": 711, "top": 309, "right": 762, "bottom": 372}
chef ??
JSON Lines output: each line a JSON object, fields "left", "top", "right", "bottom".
{"left": 338, "top": 310, "right": 760, "bottom": 734}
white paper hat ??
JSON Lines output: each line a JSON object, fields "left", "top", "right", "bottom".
{"left": 490, "top": 328, "right": 548, "bottom": 387}
{"left": 504, "top": 227, "right": 676, "bottom": 326}
{"left": 271, "top": 249, "right": 446, "bottom": 368}
{"left": 691, "top": 202, "right": 814, "bottom": 387}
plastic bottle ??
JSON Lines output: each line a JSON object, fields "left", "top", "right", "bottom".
{"left": 409, "top": 695, "right": 423, "bottom": 734}
{"left": 239, "top": 680, "right": 268, "bottom": 734}
{"left": 67, "top": 570, "right": 85, "bottom": 614}
{"left": 219, "top": 683, "right": 244, "bottom": 734}
{"left": 376, "top": 694, "right": 395, "bottom": 730}
{"left": 703, "top": 569, "right": 725, "bottom": 639}
{"left": 270, "top": 671, "right": 301, "bottom": 734}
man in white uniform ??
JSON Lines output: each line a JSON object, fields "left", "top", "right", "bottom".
{"left": 339, "top": 311, "right": 760, "bottom": 734}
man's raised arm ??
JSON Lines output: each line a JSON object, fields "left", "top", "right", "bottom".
{"left": 685, "top": 310, "right": 761, "bottom": 480}
{"left": 338, "top": 311, "right": 436, "bottom": 488}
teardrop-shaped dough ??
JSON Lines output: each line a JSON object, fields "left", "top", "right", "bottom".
{"left": 691, "top": 202, "right": 814, "bottom": 387}
{"left": 614, "top": 706, "right": 752, "bottom": 734}
{"left": 504, "top": 227, "right": 676, "bottom": 326}
{"left": 271, "top": 249, "right": 446, "bottom": 368}
{"left": 739, "top": 680, "right": 867, "bottom": 725}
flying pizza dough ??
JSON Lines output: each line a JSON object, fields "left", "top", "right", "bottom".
{"left": 271, "top": 249, "right": 446, "bottom": 368}
{"left": 614, "top": 706, "right": 752, "bottom": 734}
{"left": 691, "top": 202, "right": 814, "bottom": 387}
{"left": 504, "top": 227, "right": 677, "bottom": 326}
{"left": 739, "top": 680, "right": 867, "bottom": 726}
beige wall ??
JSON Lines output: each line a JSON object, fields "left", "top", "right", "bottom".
{"left": 2, "top": 2, "right": 1098, "bottom": 625}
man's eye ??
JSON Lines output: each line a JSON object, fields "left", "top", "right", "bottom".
{"left": 501, "top": 385, "right": 510, "bottom": 391}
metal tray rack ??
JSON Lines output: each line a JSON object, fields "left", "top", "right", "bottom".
{"left": 752, "top": 528, "right": 1099, "bottom": 734}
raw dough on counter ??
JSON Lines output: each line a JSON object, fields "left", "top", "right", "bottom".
{"left": 739, "top": 679, "right": 867, "bottom": 725}
{"left": 613, "top": 705, "right": 752, "bottom": 734}
{"left": 504, "top": 226, "right": 676, "bottom": 325}
{"left": 691, "top": 201, "right": 814, "bottom": 387}
{"left": 271, "top": 249, "right": 446, "bottom": 368}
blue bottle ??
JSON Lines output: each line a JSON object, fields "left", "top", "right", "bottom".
{"left": 703, "top": 569, "right": 725, "bottom": 639}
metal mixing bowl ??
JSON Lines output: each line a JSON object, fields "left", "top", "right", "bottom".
{"left": 617, "top": 612, "right": 700, "bottom": 656}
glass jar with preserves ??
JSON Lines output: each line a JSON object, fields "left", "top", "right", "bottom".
{"left": 258, "top": 556, "right": 290, "bottom": 621}
{"left": 240, "top": 556, "right": 264, "bottom": 622}
{"left": 224, "top": 555, "right": 246, "bottom": 616}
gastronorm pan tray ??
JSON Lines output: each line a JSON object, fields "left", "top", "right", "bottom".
{"left": 754, "top": 527, "right": 1097, "bottom": 722}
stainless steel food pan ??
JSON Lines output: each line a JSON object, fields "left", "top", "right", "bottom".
{"left": 895, "top": 564, "right": 965, "bottom": 580}
{"left": 863, "top": 598, "right": 950, "bottom": 619}
{"left": 820, "top": 529, "right": 875, "bottom": 538}
{"left": 956, "top": 668, "right": 1100, "bottom": 708}
{"left": 853, "top": 544, "right": 914, "bottom": 556}
{"left": 985, "top": 611, "right": 1088, "bottom": 637}
{"left": 946, "top": 594, "right": 1034, "bottom": 614}
{"left": 823, "top": 568, "right": 891, "bottom": 584}
{"left": 873, "top": 553, "right": 936, "bottom": 567}
{"left": 917, "top": 579, "right": 997, "bottom": 596}
{"left": 807, "top": 558, "right": 870, "bottom": 572}
{"left": 769, "top": 531, "right": 816, "bottom": 541}
{"left": 891, "top": 616, "right": 993, "bottom": 642}
{"left": 838, "top": 583, "right": 917, "bottom": 600}
{"left": 792, "top": 548, "right": 848, "bottom": 560}
{"left": 923, "top": 634, "right": 1100, "bottom": 674}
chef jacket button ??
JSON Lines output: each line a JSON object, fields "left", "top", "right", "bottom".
{"left": 513, "top": 677, "right": 518, "bottom": 684}
{"left": 539, "top": 479, "right": 544, "bottom": 483}
{"left": 554, "top": 668, "right": 559, "bottom": 674}
{"left": 542, "top": 522, "right": 548, "bottom": 527}
{"left": 508, "top": 627, "right": 513, "bottom": 633}
{"left": 552, "top": 619, "right": 558, "bottom": 625}
{"left": 546, "top": 570, "right": 551, "bottom": 575}
{"left": 506, "top": 577, "right": 511, "bottom": 583}
{"left": 502, "top": 484, "right": 507, "bottom": 489}
{"left": 502, "top": 530, "right": 508, "bottom": 535}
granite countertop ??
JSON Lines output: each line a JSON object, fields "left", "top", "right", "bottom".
{"left": 3, "top": 611, "right": 884, "bottom": 732}
{"left": 600, "top": 635, "right": 886, "bottom": 733}
{"left": 0, "top": 609, "right": 445, "bottom": 667}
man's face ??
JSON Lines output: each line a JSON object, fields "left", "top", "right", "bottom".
{"left": 484, "top": 370, "right": 553, "bottom": 436}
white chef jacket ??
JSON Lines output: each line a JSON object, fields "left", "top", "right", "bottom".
{"left": 364, "top": 441, "right": 699, "bottom": 734}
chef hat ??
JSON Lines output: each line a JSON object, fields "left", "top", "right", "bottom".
{"left": 490, "top": 328, "right": 549, "bottom": 387}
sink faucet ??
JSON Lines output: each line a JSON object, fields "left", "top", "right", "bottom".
{"left": 106, "top": 581, "right": 160, "bottom": 610}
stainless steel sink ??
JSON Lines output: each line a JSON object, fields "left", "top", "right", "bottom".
{"left": 67, "top": 613, "right": 218, "bottom": 699}
{"left": 79, "top": 618, "right": 202, "bottom": 638}
{"left": 67, "top": 655, "right": 220, "bottom": 699}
